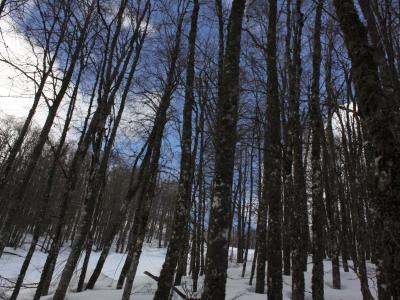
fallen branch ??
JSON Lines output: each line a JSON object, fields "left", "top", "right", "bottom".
{"left": 2, "top": 251, "right": 23, "bottom": 257}
{"left": 143, "top": 271, "right": 199, "bottom": 300}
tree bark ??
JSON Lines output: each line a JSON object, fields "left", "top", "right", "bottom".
{"left": 242, "top": 129, "right": 255, "bottom": 278}
{"left": 324, "top": 29, "right": 341, "bottom": 290}
{"left": 265, "top": 0, "right": 283, "bottom": 299}
{"left": 310, "top": 1, "right": 324, "bottom": 299}
{"left": 154, "top": 1, "right": 199, "bottom": 298}
{"left": 334, "top": 0, "right": 400, "bottom": 297}
{"left": 290, "top": 7, "right": 308, "bottom": 299}
{"left": 121, "top": 8, "right": 184, "bottom": 298}
{"left": 201, "top": 0, "right": 246, "bottom": 298}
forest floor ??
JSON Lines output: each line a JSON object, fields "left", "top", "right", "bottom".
{"left": 0, "top": 243, "right": 378, "bottom": 299}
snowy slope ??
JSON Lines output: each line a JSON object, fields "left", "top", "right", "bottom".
{"left": 0, "top": 245, "right": 377, "bottom": 299}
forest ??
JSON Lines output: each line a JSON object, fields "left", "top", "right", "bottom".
{"left": 0, "top": 0, "right": 399, "bottom": 299}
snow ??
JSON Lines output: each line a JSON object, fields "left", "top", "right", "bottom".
{"left": 0, "top": 244, "right": 377, "bottom": 299}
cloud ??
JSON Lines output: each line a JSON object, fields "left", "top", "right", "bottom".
{"left": 0, "top": 17, "right": 49, "bottom": 127}
{"left": 0, "top": 16, "right": 93, "bottom": 143}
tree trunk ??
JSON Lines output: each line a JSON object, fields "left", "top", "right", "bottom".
{"left": 87, "top": 141, "right": 149, "bottom": 289}
{"left": 121, "top": 8, "right": 184, "bottom": 298}
{"left": 236, "top": 150, "right": 244, "bottom": 264}
{"left": 242, "top": 131, "right": 255, "bottom": 278}
{"left": 0, "top": 6, "right": 69, "bottom": 197}
{"left": 77, "top": 231, "right": 94, "bottom": 292}
{"left": 249, "top": 243, "right": 257, "bottom": 286}
{"left": 0, "top": 1, "right": 94, "bottom": 255}
{"left": 265, "top": 0, "right": 283, "bottom": 299}
{"left": 324, "top": 30, "right": 341, "bottom": 289}
{"left": 153, "top": 1, "right": 199, "bottom": 298}
{"left": 255, "top": 103, "right": 266, "bottom": 293}
{"left": 201, "top": 1, "right": 245, "bottom": 298}
{"left": 52, "top": 5, "right": 150, "bottom": 297}
{"left": 334, "top": 0, "right": 400, "bottom": 296}
{"left": 282, "top": 0, "right": 293, "bottom": 277}
{"left": 9, "top": 70, "right": 80, "bottom": 300}
{"left": 310, "top": 1, "right": 324, "bottom": 299}
{"left": 290, "top": 2, "right": 307, "bottom": 297}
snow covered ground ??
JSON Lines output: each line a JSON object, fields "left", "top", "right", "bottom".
{"left": 0, "top": 244, "right": 377, "bottom": 299}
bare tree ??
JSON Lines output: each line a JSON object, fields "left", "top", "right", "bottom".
{"left": 334, "top": 0, "right": 400, "bottom": 297}
{"left": 154, "top": 0, "right": 199, "bottom": 298}
{"left": 201, "top": 0, "right": 246, "bottom": 298}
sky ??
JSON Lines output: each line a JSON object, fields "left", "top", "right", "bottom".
{"left": 0, "top": 11, "right": 179, "bottom": 170}
{"left": 0, "top": 0, "right": 352, "bottom": 178}
{"left": 0, "top": 14, "right": 149, "bottom": 142}
{"left": 0, "top": 17, "right": 49, "bottom": 127}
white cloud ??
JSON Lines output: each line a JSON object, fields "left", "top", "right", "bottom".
{"left": 0, "top": 16, "right": 93, "bottom": 143}
{"left": 0, "top": 17, "right": 49, "bottom": 127}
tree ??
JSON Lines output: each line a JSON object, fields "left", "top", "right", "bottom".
{"left": 0, "top": 0, "right": 95, "bottom": 256}
{"left": 153, "top": 0, "right": 199, "bottom": 298}
{"left": 309, "top": 0, "right": 324, "bottom": 299}
{"left": 201, "top": 0, "right": 246, "bottom": 298}
{"left": 120, "top": 3, "right": 186, "bottom": 298}
{"left": 334, "top": 0, "right": 400, "bottom": 297}
{"left": 290, "top": 0, "right": 307, "bottom": 298}
{"left": 265, "top": 0, "right": 283, "bottom": 298}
